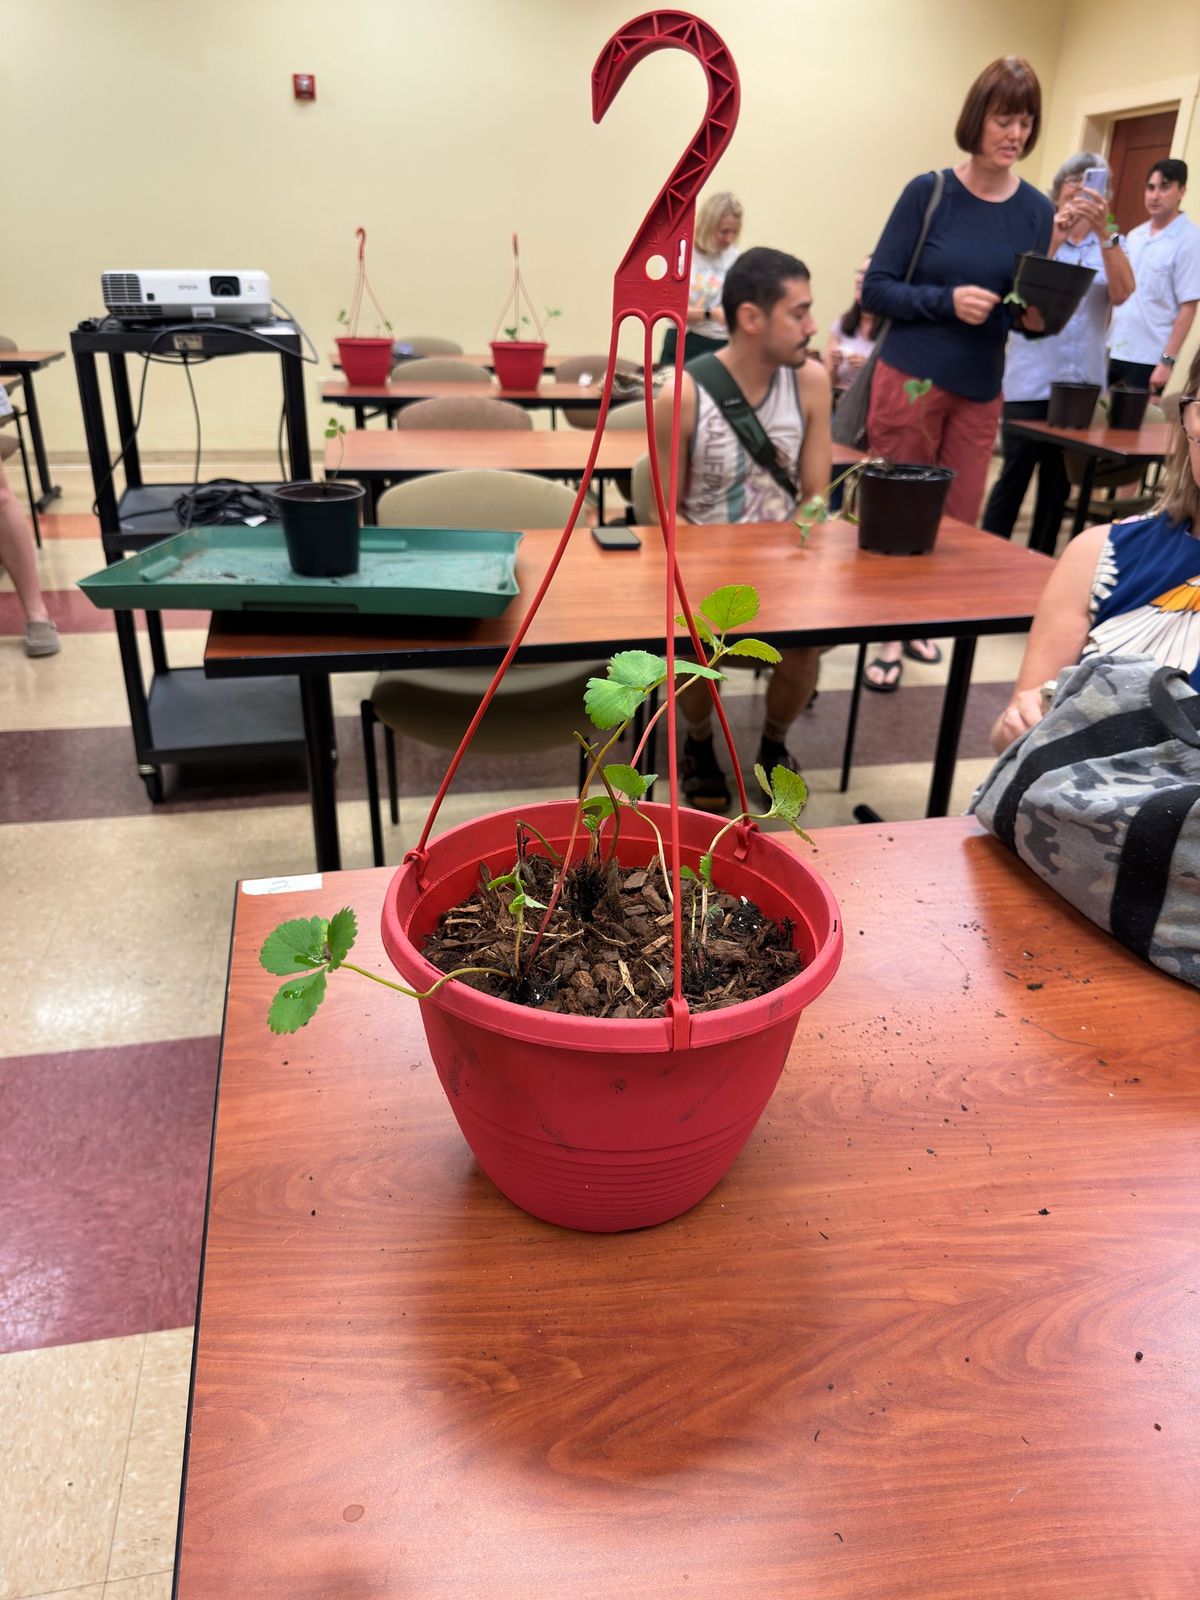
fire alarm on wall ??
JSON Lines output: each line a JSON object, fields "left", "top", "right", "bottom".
{"left": 292, "top": 73, "right": 316, "bottom": 101}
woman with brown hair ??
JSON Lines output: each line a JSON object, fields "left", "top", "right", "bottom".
{"left": 991, "top": 344, "right": 1200, "bottom": 753}
{"left": 861, "top": 56, "right": 1056, "bottom": 691}
{"left": 660, "top": 190, "right": 743, "bottom": 368}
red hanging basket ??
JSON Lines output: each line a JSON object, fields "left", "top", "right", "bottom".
{"left": 490, "top": 339, "right": 548, "bottom": 390}
{"left": 382, "top": 801, "right": 842, "bottom": 1231}
{"left": 335, "top": 336, "right": 393, "bottom": 386}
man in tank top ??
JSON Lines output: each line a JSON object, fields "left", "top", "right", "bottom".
{"left": 653, "top": 246, "right": 832, "bottom": 811}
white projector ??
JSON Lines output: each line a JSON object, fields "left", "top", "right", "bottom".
{"left": 101, "top": 269, "right": 273, "bottom": 323}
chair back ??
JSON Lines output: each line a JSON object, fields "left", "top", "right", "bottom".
{"left": 605, "top": 400, "right": 646, "bottom": 431}
{"left": 630, "top": 453, "right": 659, "bottom": 525}
{"left": 390, "top": 357, "right": 492, "bottom": 384}
{"left": 393, "top": 336, "right": 463, "bottom": 356}
{"left": 375, "top": 469, "right": 580, "bottom": 530}
{"left": 395, "top": 397, "right": 531, "bottom": 431}
{"left": 556, "top": 353, "right": 642, "bottom": 428}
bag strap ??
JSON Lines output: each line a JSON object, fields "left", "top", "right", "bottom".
{"left": 1111, "top": 783, "right": 1200, "bottom": 956}
{"left": 1148, "top": 666, "right": 1200, "bottom": 748}
{"left": 903, "top": 169, "right": 945, "bottom": 286}
{"left": 688, "top": 353, "right": 798, "bottom": 498}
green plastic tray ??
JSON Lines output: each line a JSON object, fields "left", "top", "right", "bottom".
{"left": 77, "top": 525, "right": 523, "bottom": 617}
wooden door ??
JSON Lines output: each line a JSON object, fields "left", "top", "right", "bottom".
{"left": 1108, "top": 109, "right": 1178, "bottom": 234}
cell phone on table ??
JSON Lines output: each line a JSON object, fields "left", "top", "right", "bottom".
{"left": 1081, "top": 166, "right": 1108, "bottom": 197}
{"left": 591, "top": 525, "right": 642, "bottom": 550}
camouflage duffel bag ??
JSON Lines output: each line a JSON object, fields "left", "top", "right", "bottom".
{"left": 972, "top": 653, "right": 1200, "bottom": 989}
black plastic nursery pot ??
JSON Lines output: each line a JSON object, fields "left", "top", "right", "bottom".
{"left": 1047, "top": 381, "right": 1101, "bottom": 429}
{"left": 1011, "top": 252, "right": 1096, "bottom": 336}
{"left": 1107, "top": 386, "right": 1151, "bottom": 431}
{"left": 855, "top": 463, "right": 954, "bottom": 555}
{"left": 274, "top": 481, "right": 365, "bottom": 577}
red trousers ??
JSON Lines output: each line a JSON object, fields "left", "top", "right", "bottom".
{"left": 867, "top": 360, "right": 1002, "bottom": 526}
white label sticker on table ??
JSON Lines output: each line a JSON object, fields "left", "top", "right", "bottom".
{"left": 243, "top": 515, "right": 267, "bottom": 526}
{"left": 242, "top": 873, "right": 324, "bottom": 895}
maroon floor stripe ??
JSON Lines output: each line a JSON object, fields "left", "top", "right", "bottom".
{"left": 0, "top": 684, "right": 1010, "bottom": 825}
{"left": 0, "top": 590, "right": 209, "bottom": 635}
{"left": 0, "top": 1035, "right": 219, "bottom": 1354}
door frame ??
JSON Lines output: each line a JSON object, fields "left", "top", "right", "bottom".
{"left": 1072, "top": 72, "right": 1198, "bottom": 161}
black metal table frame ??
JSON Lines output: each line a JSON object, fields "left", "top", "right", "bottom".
{"left": 0, "top": 350, "right": 65, "bottom": 510}
{"left": 204, "top": 609, "right": 1033, "bottom": 873}
{"left": 1003, "top": 419, "right": 1166, "bottom": 538}
{"left": 325, "top": 390, "right": 605, "bottom": 430}
{"left": 72, "top": 321, "right": 313, "bottom": 801}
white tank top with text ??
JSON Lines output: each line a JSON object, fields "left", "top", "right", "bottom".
{"left": 681, "top": 365, "right": 805, "bottom": 524}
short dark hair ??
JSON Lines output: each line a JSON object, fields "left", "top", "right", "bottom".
{"left": 955, "top": 57, "right": 1041, "bottom": 157}
{"left": 1149, "top": 157, "right": 1188, "bottom": 187}
{"left": 722, "top": 247, "right": 810, "bottom": 334}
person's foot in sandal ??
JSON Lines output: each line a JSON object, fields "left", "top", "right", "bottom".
{"left": 902, "top": 639, "right": 943, "bottom": 665}
{"left": 862, "top": 651, "right": 902, "bottom": 693}
{"left": 24, "top": 618, "right": 60, "bottom": 658}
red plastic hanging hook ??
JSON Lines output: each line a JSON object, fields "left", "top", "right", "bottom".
{"left": 592, "top": 11, "right": 739, "bottom": 329}
{"left": 413, "top": 12, "right": 741, "bottom": 1047}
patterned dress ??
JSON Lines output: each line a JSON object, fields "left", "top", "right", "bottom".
{"left": 1086, "top": 510, "right": 1200, "bottom": 688}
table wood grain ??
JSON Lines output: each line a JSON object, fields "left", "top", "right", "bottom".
{"left": 323, "top": 378, "right": 610, "bottom": 408}
{"left": 205, "top": 517, "right": 1052, "bottom": 673}
{"left": 328, "top": 425, "right": 650, "bottom": 479}
{"left": 0, "top": 348, "right": 65, "bottom": 371}
{"left": 1004, "top": 417, "right": 1169, "bottom": 462}
{"left": 177, "top": 816, "right": 1200, "bottom": 1598}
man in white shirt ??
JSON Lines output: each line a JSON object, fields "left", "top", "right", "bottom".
{"left": 1108, "top": 159, "right": 1200, "bottom": 394}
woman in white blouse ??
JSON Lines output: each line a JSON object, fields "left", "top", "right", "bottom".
{"left": 660, "top": 191, "right": 743, "bottom": 368}
{"left": 824, "top": 257, "right": 879, "bottom": 393}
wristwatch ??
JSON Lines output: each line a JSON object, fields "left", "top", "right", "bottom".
{"left": 1104, "top": 232, "right": 1122, "bottom": 249}
{"left": 1162, "top": 353, "right": 1177, "bottom": 368}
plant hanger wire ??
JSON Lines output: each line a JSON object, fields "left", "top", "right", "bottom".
{"left": 344, "top": 226, "right": 392, "bottom": 338}
{"left": 491, "top": 232, "right": 547, "bottom": 344}
{"left": 407, "top": 9, "right": 741, "bottom": 1048}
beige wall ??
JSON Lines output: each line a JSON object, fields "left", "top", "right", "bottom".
{"left": 0, "top": 0, "right": 1126, "bottom": 458}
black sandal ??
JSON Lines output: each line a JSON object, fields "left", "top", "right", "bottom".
{"left": 902, "top": 640, "right": 943, "bottom": 665}
{"left": 862, "top": 656, "right": 903, "bottom": 694}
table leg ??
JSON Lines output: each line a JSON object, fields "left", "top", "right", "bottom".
{"left": 926, "top": 636, "right": 976, "bottom": 818}
{"left": 299, "top": 674, "right": 341, "bottom": 871}
{"left": 20, "top": 373, "right": 62, "bottom": 510}
{"left": 1071, "top": 456, "right": 1097, "bottom": 536}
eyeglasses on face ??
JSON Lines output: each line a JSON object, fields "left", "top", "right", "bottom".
{"left": 1180, "top": 395, "right": 1200, "bottom": 443}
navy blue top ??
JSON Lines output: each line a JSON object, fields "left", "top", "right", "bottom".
{"left": 862, "top": 169, "right": 1055, "bottom": 403}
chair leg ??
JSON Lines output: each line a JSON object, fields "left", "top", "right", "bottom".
{"left": 384, "top": 724, "right": 399, "bottom": 824}
{"left": 360, "top": 700, "right": 385, "bottom": 868}
{"left": 840, "top": 642, "right": 869, "bottom": 793}
{"left": 13, "top": 416, "right": 42, "bottom": 547}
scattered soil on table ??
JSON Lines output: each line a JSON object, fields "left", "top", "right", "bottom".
{"left": 422, "top": 853, "right": 802, "bottom": 1018}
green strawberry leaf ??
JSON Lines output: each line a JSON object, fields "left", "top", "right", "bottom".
{"left": 699, "top": 850, "right": 713, "bottom": 886}
{"left": 675, "top": 660, "right": 724, "bottom": 681}
{"left": 603, "top": 763, "right": 647, "bottom": 801}
{"left": 585, "top": 677, "right": 645, "bottom": 729}
{"left": 727, "top": 637, "right": 781, "bottom": 664}
{"left": 754, "top": 761, "right": 773, "bottom": 800}
{"left": 260, "top": 916, "right": 329, "bottom": 976}
{"left": 582, "top": 794, "right": 617, "bottom": 822}
{"left": 607, "top": 650, "right": 668, "bottom": 689}
{"left": 679, "top": 864, "right": 699, "bottom": 882}
{"left": 768, "top": 765, "right": 809, "bottom": 823}
{"left": 700, "top": 584, "right": 759, "bottom": 631}
{"left": 676, "top": 613, "right": 716, "bottom": 647}
{"left": 267, "top": 969, "right": 328, "bottom": 1033}
{"left": 325, "top": 907, "right": 357, "bottom": 969}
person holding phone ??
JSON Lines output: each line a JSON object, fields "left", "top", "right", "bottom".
{"left": 824, "top": 257, "right": 879, "bottom": 394}
{"left": 983, "top": 152, "right": 1135, "bottom": 550}
{"left": 859, "top": 56, "right": 1055, "bottom": 692}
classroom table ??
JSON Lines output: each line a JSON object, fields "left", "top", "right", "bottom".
{"left": 322, "top": 377, "right": 616, "bottom": 428}
{"left": 330, "top": 425, "right": 653, "bottom": 521}
{"left": 1002, "top": 417, "right": 1169, "bottom": 538}
{"left": 333, "top": 349, "right": 568, "bottom": 374}
{"left": 203, "top": 517, "right": 1053, "bottom": 871}
{"left": 174, "top": 814, "right": 1200, "bottom": 1599}
{"left": 0, "top": 348, "right": 65, "bottom": 508}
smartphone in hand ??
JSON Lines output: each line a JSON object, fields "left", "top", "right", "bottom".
{"left": 1081, "top": 166, "right": 1108, "bottom": 196}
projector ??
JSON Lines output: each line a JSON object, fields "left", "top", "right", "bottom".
{"left": 101, "top": 270, "right": 273, "bottom": 324}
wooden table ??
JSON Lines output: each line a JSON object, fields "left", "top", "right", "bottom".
{"left": 0, "top": 348, "right": 65, "bottom": 508}
{"left": 176, "top": 816, "right": 1200, "bottom": 1599}
{"left": 1003, "top": 418, "right": 1169, "bottom": 536}
{"left": 323, "top": 377, "right": 614, "bottom": 428}
{"left": 204, "top": 518, "right": 1052, "bottom": 870}
{"left": 333, "top": 349, "right": 567, "bottom": 375}
{"left": 331, "top": 425, "right": 652, "bottom": 521}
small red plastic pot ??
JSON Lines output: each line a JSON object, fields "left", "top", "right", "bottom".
{"left": 490, "top": 339, "right": 547, "bottom": 390}
{"left": 381, "top": 800, "right": 842, "bottom": 1232}
{"left": 336, "top": 336, "right": 394, "bottom": 386}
